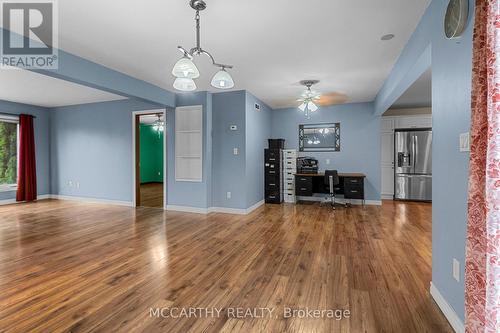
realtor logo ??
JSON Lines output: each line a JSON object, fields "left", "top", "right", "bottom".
{"left": 0, "top": 0, "right": 58, "bottom": 69}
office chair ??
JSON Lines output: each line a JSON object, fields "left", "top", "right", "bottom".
{"left": 324, "top": 170, "right": 341, "bottom": 209}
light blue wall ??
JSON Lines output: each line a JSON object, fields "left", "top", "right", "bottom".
{"left": 375, "top": 0, "right": 475, "bottom": 321}
{"left": 271, "top": 103, "right": 380, "bottom": 201}
{"left": 431, "top": 0, "right": 473, "bottom": 320}
{"left": 50, "top": 99, "right": 162, "bottom": 202}
{"left": 0, "top": 100, "right": 50, "bottom": 201}
{"left": 168, "top": 92, "right": 212, "bottom": 208}
{"left": 245, "top": 92, "right": 272, "bottom": 207}
{"left": 212, "top": 91, "right": 247, "bottom": 209}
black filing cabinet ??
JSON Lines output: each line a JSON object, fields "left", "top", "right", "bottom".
{"left": 265, "top": 149, "right": 283, "bottom": 203}
{"left": 343, "top": 177, "right": 365, "bottom": 200}
{"left": 295, "top": 176, "right": 313, "bottom": 196}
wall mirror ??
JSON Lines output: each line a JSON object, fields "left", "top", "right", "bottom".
{"left": 299, "top": 123, "right": 340, "bottom": 152}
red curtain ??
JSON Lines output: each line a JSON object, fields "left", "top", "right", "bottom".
{"left": 465, "top": 0, "right": 500, "bottom": 332}
{"left": 16, "top": 114, "right": 37, "bottom": 202}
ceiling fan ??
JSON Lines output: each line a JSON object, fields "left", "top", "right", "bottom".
{"left": 297, "top": 80, "right": 348, "bottom": 118}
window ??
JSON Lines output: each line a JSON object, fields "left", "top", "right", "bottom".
{"left": 0, "top": 116, "right": 19, "bottom": 191}
{"left": 175, "top": 105, "right": 202, "bottom": 182}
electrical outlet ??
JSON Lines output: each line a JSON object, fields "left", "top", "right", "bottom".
{"left": 453, "top": 258, "right": 460, "bottom": 282}
{"left": 460, "top": 132, "right": 470, "bottom": 152}
{"left": 68, "top": 180, "right": 73, "bottom": 187}
{"left": 76, "top": 181, "right": 80, "bottom": 189}
{"left": 326, "top": 159, "right": 330, "bottom": 165}
{"left": 226, "top": 192, "right": 231, "bottom": 199}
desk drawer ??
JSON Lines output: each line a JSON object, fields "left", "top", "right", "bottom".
{"left": 265, "top": 191, "right": 281, "bottom": 204}
{"left": 265, "top": 150, "right": 280, "bottom": 161}
{"left": 295, "top": 177, "right": 313, "bottom": 196}
{"left": 344, "top": 177, "right": 364, "bottom": 186}
{"left": 265, "top": 168, "right": 281, "bottom": 177}
{"left": 344, "top": 184, "right": 364, "bottom": 199}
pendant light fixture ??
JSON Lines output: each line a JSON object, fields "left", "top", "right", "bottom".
{"left": 297, "top": 80, "right": 321, "bottom": 119}
{"left": 172, "top": 0, "right": 234, "bottom": 91}
{"left": 152, "top": 114, "right": 165, "bottom": 134}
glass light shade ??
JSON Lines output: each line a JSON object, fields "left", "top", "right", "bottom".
{"left": 172, "top": 57, "right": 200, "bottom": 78}
{"left": 173, "top": 77, "right": 197, "bottom": 91}
{"left": 308, "top": 101, "right": 318, "bottom": 112}
{"left": 298, "top": 102, "right": 306, "bottom": 112}
{"left": 211, "top": 69, "right": 234, "bottom": 89}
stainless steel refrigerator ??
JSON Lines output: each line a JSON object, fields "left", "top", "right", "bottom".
{"left": 394, "top": 129, "right": 432, "bottom": 201}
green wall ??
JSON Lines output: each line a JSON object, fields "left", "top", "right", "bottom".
{"left": 140, "top": 124, "right": 163, "bottom": 183}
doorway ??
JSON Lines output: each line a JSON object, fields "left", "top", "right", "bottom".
{"left": 133, "top": 110, "right": 166, "bottom": 209}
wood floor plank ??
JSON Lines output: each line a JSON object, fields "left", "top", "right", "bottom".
{"left": 0, "top": 199, "right": 452, "bottom": 333}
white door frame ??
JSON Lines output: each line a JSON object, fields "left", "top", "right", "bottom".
{"left": 132, "top": 109, "right": 167, "bottom": 209}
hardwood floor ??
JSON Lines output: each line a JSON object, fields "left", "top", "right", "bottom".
{"left": 140, "top": 183, "right": 163, "bottom": 208}
{"left": 0, "top": 200, "right": 452, "bottom": 333}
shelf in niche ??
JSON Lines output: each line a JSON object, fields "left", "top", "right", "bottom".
{"left": 176, "top": 130, "right": 201, "bottom": 133}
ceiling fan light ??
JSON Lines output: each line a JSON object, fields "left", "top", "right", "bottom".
{"left": 211, "top": 69, "right": 234, "bottom": 89}
{"left": 298, "top": 102, "right": 306, "bottom": 112}
{"left": 308, "top": 101, "right": 318, "bottom": 112}
{"left": 173, "top": 77, "right": 197, "bottom": 91}
{"left": 172, "top": 56, "right": 200, "bottom": 78}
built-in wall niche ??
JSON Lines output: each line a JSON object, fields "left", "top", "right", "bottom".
{"left": 175, "top": 105, "right": 203, "bottom": 182}
{"left": 299, "top": 123, "right": 340, "bottom": 152}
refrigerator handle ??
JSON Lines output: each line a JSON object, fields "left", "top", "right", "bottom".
{"left": 413, "top": 135, "right": 418, "bottom": 171}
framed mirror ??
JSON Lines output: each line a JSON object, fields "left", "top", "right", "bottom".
{"left": 299, "top": 123, "right": 340, "bottom": 152}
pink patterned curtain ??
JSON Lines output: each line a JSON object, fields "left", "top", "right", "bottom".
{"left": 465, "top": 0, "right": 500, "bottom": 332}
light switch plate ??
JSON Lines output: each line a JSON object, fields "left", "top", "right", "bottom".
{"left": 326, "top": 159, "right": 330, "bottom": 165}
{"left": 453, "top": 258, "right": 460, "bottom": 282}
{"left": 233, "top": 148, "right": 238, "bottom": 155}
{"left": 460, "top": 132, "right": 470, "bottom": 152}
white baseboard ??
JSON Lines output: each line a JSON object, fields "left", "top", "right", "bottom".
{"left": 381, "top": 194, "right": 394, "bottom": 200}
{"left": 166, "top": 205, "right": 210, "bottom": 214}
{"left": 50, "top": 195, "right": 133, "bottom": 207}
{"left": 430, "top": 282, "right": 464, "bottom": 333}
{"left": 296, "top": 196, "right": 382, "bottom": 206}
{"left": 0, "top": 194, "right": 51, "bottom": 206}
{"left": 210, "top": 200, "right": 265, "bottom": 215}
{"left": 167, "top": 200, "right": 265, "bottom": 215}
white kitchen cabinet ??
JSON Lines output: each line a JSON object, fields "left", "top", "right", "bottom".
{"left": 380, "top": 114, "right": 431, "bottom": 200}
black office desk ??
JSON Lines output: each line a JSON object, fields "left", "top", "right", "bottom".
{"left": 295, "top": 173, "right": 366, "bottom": 204}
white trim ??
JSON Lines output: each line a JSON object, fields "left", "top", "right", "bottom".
{"left": 132, "top": 109, "right": 167, "bottom": 208}
{"left": 50, "top": 195, "right": 133, "bottom": 207}
{"left": 0, "top": 114, "right": 19, "bottom": 123}
{"left": 209, "top": 200, "right": 265, "bottom": 215}
{"left": 381, "top": 194, "right": 394, "bottom": 200}
{"left": 430, "top": 282, "right": 464, "bottom": 333}
{"left": 166, "top": 205, "right": 209, "bottom": 214}
{"left": 166, "top": 200, "right": 265, "bottom": 215}
{"left": 245, "top": 200, "right": 265, "bottom": 214}
{"left": 296, "top": 196, "right": 382, "bottom": 206}
{"left": 0, "top": 194, "right": 51, "bottom": 206}
{"left": 208, "top": 207, "right": 246, "bottom": 215}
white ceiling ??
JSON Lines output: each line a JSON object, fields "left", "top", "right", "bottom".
{"left": 48, "top": 0, "right": 431, "bottom": 109}
{"left": 392, "top": 68, "right": 432, "bottom": 109}
{"left": 0, "top": 68, "right": 126, "bottom": 107}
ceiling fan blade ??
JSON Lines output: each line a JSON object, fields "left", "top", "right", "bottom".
{"left": 317, "top": 92, "right": 348, "bottom": 106}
